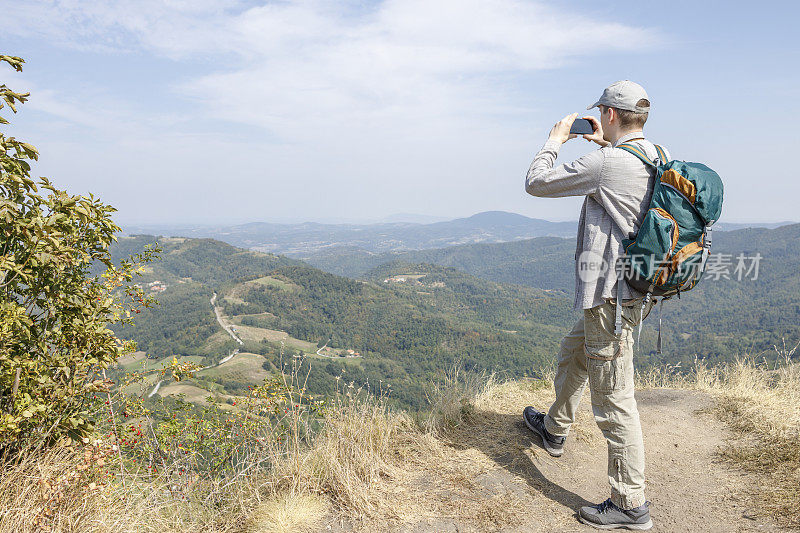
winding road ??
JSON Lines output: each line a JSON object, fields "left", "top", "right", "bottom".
{"left": 210, "top": 292, "right": 244, "bottom": 346}
{"left": 147, "top": 292, "right": 243, "bottom": 398}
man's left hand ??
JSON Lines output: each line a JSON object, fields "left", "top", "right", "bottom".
{"left": 548, "top": 112, "right": 579, "bottom": 145}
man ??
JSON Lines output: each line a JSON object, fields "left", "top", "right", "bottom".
{"left": 522, "top": 80, "right": 666, "bottom": 531}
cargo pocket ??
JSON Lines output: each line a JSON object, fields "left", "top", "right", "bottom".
{"left": 584, "top": 304, "right": 621, "bottom": 344}
{"left": 587, "top": 349, "right": 625, "bottom": 394}
{"left": 620, "top": 299, "right": 652, "bottom": 329}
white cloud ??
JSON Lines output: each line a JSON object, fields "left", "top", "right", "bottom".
{"left": 195, "top": 2, "right": 662, "bottom": 148}
{"left": 3, "top": 1, "right": 666, "bottom": 223}
{"left": 7, "top": 1, "right": 661, "bottom": 139}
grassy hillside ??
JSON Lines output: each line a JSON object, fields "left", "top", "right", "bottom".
{"left": 306, "top": 225, "right": 800, "bottom": 367}
{"left": 217, "top": 261, "right": 574, "bottom": 409}
{"left": 108, "top": 226, "right": 800, "bottom": 408}
{"left": 108, "top": 235, "right": 303, "bottom": 285}
{"left": 107, "top": 236, "right": 300, "bottom": 363}
{"left": 109, "top": 236, "right": 574, "bottom": 411}
{"left": 304, "top": 235, "right": 575, "bottom": 290}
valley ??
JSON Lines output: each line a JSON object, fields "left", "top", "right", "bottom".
{"left": 109, "top": 222, "right": 800, "bottom": 415}
{"left": 109, "top": 236, "right": 572, "bottom": 411}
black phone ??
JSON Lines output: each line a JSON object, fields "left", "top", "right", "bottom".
{"left": 569, "top": 118, "right": 594, "bottom": 135}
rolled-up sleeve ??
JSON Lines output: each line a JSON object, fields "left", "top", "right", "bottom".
{"left": 525, "top": 140, "right": 604, "bottom": 198}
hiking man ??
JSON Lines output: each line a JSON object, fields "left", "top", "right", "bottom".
{"left": 522, "top": 80, "right": 665, "bottom": 530}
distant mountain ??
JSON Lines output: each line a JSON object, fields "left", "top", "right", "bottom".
{"left": 305, "top": 224, "right": 800, "bottom": 366}
{"left": 121, "top": 211, "right": 577, "bottom": 257}
{"left": 713, "top": 221, "right": 796, "bottom": 232}
{"left": 121, "top": 213, "right": 795, "bottom": 259}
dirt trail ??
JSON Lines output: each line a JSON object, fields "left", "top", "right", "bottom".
{"left": 321, "top": 386, "right": 779, "bottom": 533}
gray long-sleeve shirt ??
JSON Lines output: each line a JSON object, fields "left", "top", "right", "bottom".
{"left": 525, "top": 131, "right": 670, "bottom": 311}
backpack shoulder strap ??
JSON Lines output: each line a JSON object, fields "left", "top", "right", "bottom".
{"left": 654, "top": 144, "right": 668, "bottom": 163}
{"left": 617, "top": 143, "right": 656, "bottom": 167}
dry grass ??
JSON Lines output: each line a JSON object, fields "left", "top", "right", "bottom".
{"left": 0, "top": 382, "right": 420, "bottom": 532}
{"left": 422, "top": 365, "right": 499, "bottom": 435}
{"left": 0, "top": 365, "right": 536, "bottom": 532}
{"left": 697, "top": 353, "right": 800, "bottom": 528}
{"left": 634, "top": 341, "right": 800, "bottom": 529}
{"left": 0, "top": 444, "right": 271, "bottom": 532}
{"left": 247, "top": 493, "right": 328, "bottom": 533}
{"left": 286, "top": 389, "right": 416, "bottom": 520}
{"left": 4, "top": 349, "right": 799, "bottom": 532}
{"left": 0, "top": 444, "right": 113, "bottom": 532}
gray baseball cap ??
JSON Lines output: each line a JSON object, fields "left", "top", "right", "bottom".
{"left": 587, "top": 80, "right": 650, "bottom": 114}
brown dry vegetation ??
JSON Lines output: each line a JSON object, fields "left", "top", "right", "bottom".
{"left": 1, "top": 355, "right": 798, "bottom": 532}
{"left": 636, "top": 345, "right": 800, "bottom": 529}
{"left": 697, "top": 356, "right": 800, "bottom": 528}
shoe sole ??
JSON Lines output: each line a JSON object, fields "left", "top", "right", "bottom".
{"left": 523, "top": 411, "right": 563, "bottom": 457}
{"left": 577, "top": 515, "right": 653, "bottom": 530}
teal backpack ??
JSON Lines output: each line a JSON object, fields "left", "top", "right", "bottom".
{"left": 613, "top": 142, "right": 724, "bottom": 351}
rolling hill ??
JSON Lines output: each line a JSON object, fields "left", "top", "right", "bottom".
{"left": 306, "top": 225, "right": 800, "bottom": 367}
{"left": 109, "top": 236, "right": 574, "bottom": 410}
{"left": 303, "top": 235, "right": 575, "bottom": 289}
{"left": 108, "top": 223, "right": 800, "bottom": 411}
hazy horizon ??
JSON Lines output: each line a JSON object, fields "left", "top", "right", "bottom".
{"left": 118, "top": 210, "right": 798, "bottom": 230}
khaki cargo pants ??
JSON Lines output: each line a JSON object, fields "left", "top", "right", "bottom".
{"left": 543, "top": 296, "right": 655, "bottom": 510}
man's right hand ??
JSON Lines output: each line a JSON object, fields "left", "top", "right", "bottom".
{"left": 547, "top": 113, "right": 579, "bottom": 145}
{"left": 582, "top": 116, "right": 610, "bottom": 147}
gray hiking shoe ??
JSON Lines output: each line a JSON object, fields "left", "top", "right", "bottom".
{"left": 522, "top": 406, "right": 565, "bottom": 457}
{"left": 578, "top": 499, "right": 653, "bottom": 530}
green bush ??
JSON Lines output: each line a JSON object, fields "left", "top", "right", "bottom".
{"left": 0, "top": 55, "right": 157, "bottom": 454}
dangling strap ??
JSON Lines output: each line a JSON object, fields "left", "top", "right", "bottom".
{"left": 700, "top": 225, "right": 713, "bottom": 271}
{"left": 657, "top": 299, "right": 663, "bottom": 354}
{"left": 636, "top": 291, "right": 652, "bottom": 352}
{"left": 614, "top": 279, "right": 624, "bottom": 335}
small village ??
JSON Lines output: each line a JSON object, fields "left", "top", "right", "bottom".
{"left": 316, "top": 345, "right": 361, "bottom": 358}
{"left": 132, "top": 280, "right": 168, "bottom": 293}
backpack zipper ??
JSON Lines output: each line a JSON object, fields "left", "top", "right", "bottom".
{"left": 660, "top": 181, "right": 707, "bottom": 223}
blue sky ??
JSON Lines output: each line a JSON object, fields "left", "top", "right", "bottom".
{"left": 2, "top": 0, "right": 798, "bottom": 226}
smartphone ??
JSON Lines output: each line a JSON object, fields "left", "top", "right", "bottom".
{"left": 569, "top": 118, "right": 594, "bottom": 135}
